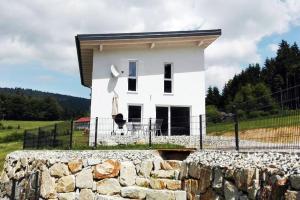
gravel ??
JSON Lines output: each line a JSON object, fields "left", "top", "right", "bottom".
{"left": 6, "top": 150, "right": 159, "bottom": 165}
{"left": 185, "top": 150, "right": 300, "bottom": 175}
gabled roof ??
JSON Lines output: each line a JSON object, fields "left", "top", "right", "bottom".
{"left": 75, "top": 117, "right": 90, "bottom": 123}
{"left": 75, "top": 29, "right": 221, "bottom": 88}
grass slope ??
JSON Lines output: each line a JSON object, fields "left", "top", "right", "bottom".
{"left": 0, "top": 120, "right": 58, "bottom": 171}
{"left": 207, "top": 113, "right": 300, "bottom": 135}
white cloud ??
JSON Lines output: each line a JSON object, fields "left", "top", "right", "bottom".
{"left": 268, "top": 43, "right": 279, "bottom": 53}
{"left": 205, "top": 65, "right": 242, "bottom": 90}
{"left": 0, "top": 0, "right": 300, "bottom": 89}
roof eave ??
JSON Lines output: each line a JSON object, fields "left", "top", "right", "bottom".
{"left": 75, "top": 35, "right": 90, "bottom": 88}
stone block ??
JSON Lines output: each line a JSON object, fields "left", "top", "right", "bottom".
{"left": 56, "top": 175, "right": 75, "bottom": 193}
{"left": 174, "top": 190, "right": 187, "bottom": 200}
{"left": 146, "top": 189, "right": 175, "bottom": 200}
{"left": 79, "top": 189, "right": 94, "bottom": 200}
{"left": 58, "top": 192, "right": 75, "bottom": 200}
{"left": 120, "top": 186, "right": 148, "bottom": 199}
{"left": 119, "top": 161, "right": 136, "bottom": 186}
{"left": 49, "top": 163, "right": 69, "bottom": 178}
{"left": 166, "top": 160, "right": 182, "bottom": 170}
{"left": 68, "top": 159, "right": 83, "bottom": 174}
{"left": 40, "top": 168, "right": 57, "bottom": 199}
{"left": 150, "top": 178, "right": 167, "bottom": 190}
{"left": 151, "top": 170, "right": 176, "bottom": 179}
{"left": 136, "top": 177, "right": 150, "bottom": 187}
{"left": 76, "top": 168, "right": 93, "bottom": 189}
{"left": 96, "top": 178, "right": 121, "bottom": 195}
{"left": 139, "top": 160, "right": 153, "bottom": 178}
{"left": 94, "top": 160, "right": 120, "bottom": 179}
{"left": 224, "top": 181, "right": 238, "bottom": 200}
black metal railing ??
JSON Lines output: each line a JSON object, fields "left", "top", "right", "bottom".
{"left": 22, "top": 85, "right": 300, "bottom": 151}
{"left": 23, "top": 121, "right": 73, "bottom": 150}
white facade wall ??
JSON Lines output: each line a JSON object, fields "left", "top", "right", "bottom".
{"left": 90, "top": 46, "right": 206, "bottom": 137}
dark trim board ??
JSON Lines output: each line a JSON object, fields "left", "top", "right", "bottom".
{"left": 77, "top": 29, "right": 221, "bottom": 41}
{"left": 75, "top": 36, "right": 86, "bottom": 87}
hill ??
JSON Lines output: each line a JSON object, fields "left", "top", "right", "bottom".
{"left": 0, "top": 87, "right": 90, "bottom": 120}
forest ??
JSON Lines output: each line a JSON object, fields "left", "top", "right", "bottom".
{"left": 0, "top": 88, "right": 90, "bottom": 120}
{"left": 206, "top": 40, "right": 300, "bottom": 121}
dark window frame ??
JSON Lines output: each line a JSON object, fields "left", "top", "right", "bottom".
{"left": 164, "top": 63, "right": 173, "bottom": 93}
{"left": 128, "top": 61, "right": 138, "bottom": 92}
{"left": 128, "top": 105, "right": 142, "bottom": 122}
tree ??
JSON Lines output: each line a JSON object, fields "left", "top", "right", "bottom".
{"left": 206, "top": 86, "right": 221, "bottom": 108}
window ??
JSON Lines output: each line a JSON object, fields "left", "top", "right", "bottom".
{"left": 128, "top": 61, "right": 137, "bottom": 91}
{"left": 164, "top": 63, "right": 172, "bottom": 93}
{"left": 128, "top": 105, "right": 142, "bottom": 122}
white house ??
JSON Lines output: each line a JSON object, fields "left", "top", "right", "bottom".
{"left": 75, "top": 30, "right": 221, "bottom": 138}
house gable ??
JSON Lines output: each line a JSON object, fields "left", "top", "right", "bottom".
{"left": 75, "top": 29, "right": 221, "bottom": 88}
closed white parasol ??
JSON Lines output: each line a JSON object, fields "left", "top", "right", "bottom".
{"left": 112, "top": 95, "right": 119, "bottom": 117}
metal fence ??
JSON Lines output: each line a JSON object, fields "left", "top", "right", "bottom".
{"left": 22, "top": 112, "right": 300, "bottom": 151}
{"left": 22, "top": 85, "right": 300, "bottom": 151}
{"left": 72, "top": 116, "right": 202, "bottom": 149}
{"left": 204, "top": 84, "right": 300, "bottom": 151}
{"left": 23, "top": 121, "right": 73, "bottom": 150}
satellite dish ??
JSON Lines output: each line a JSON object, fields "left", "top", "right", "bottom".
{"left": 111, "top": 65, "right": 120, "bottom": 78}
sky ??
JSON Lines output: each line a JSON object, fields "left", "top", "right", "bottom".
{"left": 0, "top": 0, "right": 300, "bottom": 99}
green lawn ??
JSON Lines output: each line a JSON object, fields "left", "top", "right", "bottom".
{"left": 0, "top": 120, "right": 59, "bottom": 171}
{"left": 207, "top": 113, "right": 300, "bottom": 135}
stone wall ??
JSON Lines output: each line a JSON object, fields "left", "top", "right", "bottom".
{"left": 0, "top": 150, "right": 186, "bottom": 200}
{"left": 182, "top": 151, "right": 300, "bottom": 200}
{"left": 1, "top": 150, "right": 300, "bottom": 200}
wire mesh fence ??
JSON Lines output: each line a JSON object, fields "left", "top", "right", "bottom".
{"left": 23, "top": 121, "right": 72, "bottom": 149}
{"left": 22, "top": 84, "right": 300, "bottom": 151}
{"left": 72, "top": 116, "right": 202, "bottom": 149}
{"left": 205, "top": 84, "right": 300, "bottom": 151}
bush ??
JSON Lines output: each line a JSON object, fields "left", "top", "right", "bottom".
{"left": 206, "top": 105, "right": 222, "bottom": 123}
{"left": 248, "top": 111, "right": 267, "bottom": 118}
{"left": 237, "top": 109, "right": 246, "bottom": 120}
{"left": 6, "top": 125, "right": 13, "bottom": 129}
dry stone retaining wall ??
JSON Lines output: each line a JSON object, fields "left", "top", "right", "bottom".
{"left": 0, "top": 150, "right": 185, "bottom": 200}
{"left": 1, "top": 150, "right": 300, "bottom": 199}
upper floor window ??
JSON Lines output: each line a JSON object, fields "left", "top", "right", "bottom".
{"left": 164, "top": 63, "right": 173, "bottom": 93}
{"left": 128, "top": 61, "right": 137, "bottom": 91}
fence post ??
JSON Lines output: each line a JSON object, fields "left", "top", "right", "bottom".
{"left": 199, "top": 115, "right": 203, "bottom": 150}
{"left": 234, "top": 106, "right": 239, "bottom": 151}
{"left": 37, "top": 127, "right": 41, "bottom": 149}
{"left": 69, "top": 120, "right": 73, "bottom": 150}
{"left": 94, "top": 117, "right": 98, "bottom": 149}
{"left": 149, "top": 118, "right": 152, "bottom": 148}
{"left": 53, "top": 124, "right": 57, "bottom": 147}
{"left": 23, "top": 130, "right": 27, "bottom": 149}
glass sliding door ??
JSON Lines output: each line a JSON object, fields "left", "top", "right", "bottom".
{"left": 171, "top": 107, "right": 190, "bottom": 136}
{"left": 156, "top": 106, "right": 169, "bottom": 135}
